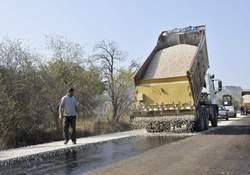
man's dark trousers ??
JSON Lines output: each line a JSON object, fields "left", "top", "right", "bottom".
{"left": 63, "top": 116, "right": 76, "bottom": 142}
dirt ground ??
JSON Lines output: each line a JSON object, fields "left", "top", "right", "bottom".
{"left": 86, "top": 116, "right": 250, "bottom": 175}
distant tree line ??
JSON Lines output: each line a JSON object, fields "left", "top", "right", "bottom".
{"left": 0, "top": 35, "right": 138, "bottom": 149}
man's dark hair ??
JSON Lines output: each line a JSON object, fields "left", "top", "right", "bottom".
{"left": 68, "top": 88, "right": 74, "bottom": 93}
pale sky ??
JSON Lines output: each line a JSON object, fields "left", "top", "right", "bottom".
{"left": 0, "top": 0, "right": 250, "bottom": 88}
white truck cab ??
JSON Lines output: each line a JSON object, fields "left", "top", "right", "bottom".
{"left": 222, "top": 95, "right": 237, "bottom": 117}
{"left": 201, "top": 73, "right": 222, "bottom": 126}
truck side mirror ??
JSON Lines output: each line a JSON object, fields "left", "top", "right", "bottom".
{"left": 218, "top": 81, "right": 222, "bottom": 91}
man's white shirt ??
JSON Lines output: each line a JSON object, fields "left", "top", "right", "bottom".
{"left": 59, "top": 95, "right": 78, "bottom": 116}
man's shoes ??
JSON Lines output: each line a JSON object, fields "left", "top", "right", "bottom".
{"left": 64, "top": 140, "right": 69, "bottom": 145}
{"left": 72, "top": 141, "right": 76, "bottom": 145}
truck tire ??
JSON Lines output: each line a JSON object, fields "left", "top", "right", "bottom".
{"left": 195, "top": 116, "right": 204, "bottom": 131}
{"left": 211, "top": 117, "right": 217, "bottom": 127}
{"left": 204, "top": 113, "right": 209, "bottom": 130}
{"left": 234, "top": 113, "right": 237, "bottom": 118}
{"left": 195, "top": 107, "right": 206, "bottom": 131}
{"left": 211, "top": 106, "right": 218, "bottom": 127}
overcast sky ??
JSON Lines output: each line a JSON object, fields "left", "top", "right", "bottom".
{"left": 0, "top": 0, "right": 250, "bottom": 88}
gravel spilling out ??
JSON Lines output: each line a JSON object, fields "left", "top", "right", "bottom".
{"left": 143, "top": 44, "right": 197, "bottom": 80}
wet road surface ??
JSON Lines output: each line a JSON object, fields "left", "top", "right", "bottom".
{"left": 0, "top": 135, "right": 186, "bottom": 175}
{"left": 1, "top": 115, "right": 249, "bottom": 175}
{"left": 87, "top": 116, "right": 250, "bottom": 175}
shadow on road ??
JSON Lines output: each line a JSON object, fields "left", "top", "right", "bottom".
{"left": 207, "top": 125, "right": 250, "bottom": 135}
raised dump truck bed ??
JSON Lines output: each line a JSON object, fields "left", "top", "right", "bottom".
{"left": 132, "top": 26, "right": 220, "bottom": 132}
{"left": 135, "top": 26, "right": 208, "bottom": 107}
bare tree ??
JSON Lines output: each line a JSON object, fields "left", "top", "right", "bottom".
{"left": 94, "top": 40, "right": 128, "bottom": 121}
{"left": 113, "top": 68, "right": 136, "bottom": 121}
{"left": 45, "top": 34, "right": 83, "bottom": 63}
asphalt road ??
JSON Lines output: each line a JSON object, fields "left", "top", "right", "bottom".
{"left": 86, "top": 116, "right": 250, "bottom": 175}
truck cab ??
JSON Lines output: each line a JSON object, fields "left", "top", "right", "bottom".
{"left": 201, "top": 73, "right": 222, "bottom": 126}
{"left": 222, "top": 95, "right": 236, "bottom": 117}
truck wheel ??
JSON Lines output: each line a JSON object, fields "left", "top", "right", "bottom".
{"left": 195, "top": 107, "right": 205, "bottom": 131}
{"left": 211, "top": 115, "right": 217, "bottom": 127}
{"left": 204, "top": 114, "right": 209, "bottom": 130}
{"left": 195, "top": 116, "right": 204, "bottom": 131}
{"left": 211, "top": 106, "right": 218, "bottom": 127}
{"left": 211, "top": 116, "right": 218, "bottom": 127}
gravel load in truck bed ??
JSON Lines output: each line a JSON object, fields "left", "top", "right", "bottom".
{"left": 143, "top": 44, "right": 198, "bottom": 80}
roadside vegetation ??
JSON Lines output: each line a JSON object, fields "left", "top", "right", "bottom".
{"left": 0, "top": 35, "right": 138, "bottom": 149}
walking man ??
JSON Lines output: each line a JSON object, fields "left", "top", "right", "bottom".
{"left": 59, "top": 88, "right": 78, "bottom": 144}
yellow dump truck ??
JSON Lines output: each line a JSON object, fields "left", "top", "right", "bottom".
{"left": 242, "top": 90, "right": 250, "bottom": 114}
{"left": 131, "top": 26, "right": 222, "bottom": 132}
